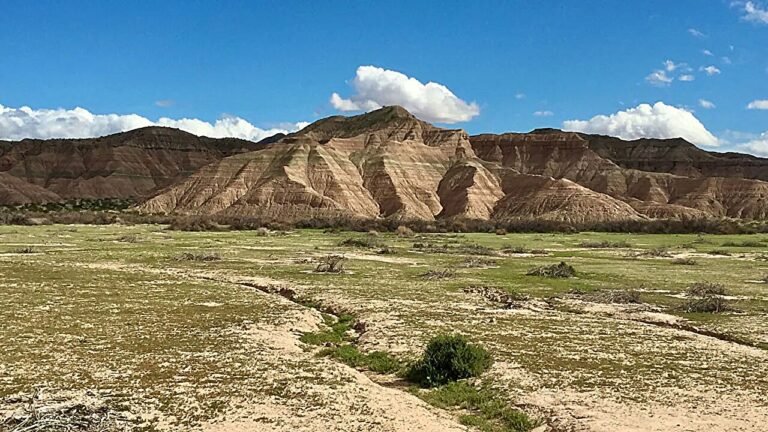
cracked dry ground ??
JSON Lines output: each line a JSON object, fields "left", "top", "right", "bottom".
{"left": 1, "top": 225, "right": 767, "bottom": 431}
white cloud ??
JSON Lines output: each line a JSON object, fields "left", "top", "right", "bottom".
{"left": 702, "top": 49, "right": 714, "bottom": 56}
{"left": 646, "top": 70, "right": 674, "bottom": 86}
{"left": 562, "top": 102, "right": 719, "bottom": 147}
{"left": 533, "top": 110, "right": 553, "bottom": 117}
{"left": 515, "top": 93, "right": 526, "bottom": 100}
{"left": 700, "top": 65, "right": 721, "bottom": 75}
{"left": 740, "top": 132, "right": 768, "bottom": 156}
{"left": 155, "top": 99, "right": 175, "bottom": 108}
{"left": 747, "top": 99, "right": 768, "bottom": 109}
{"left": 329, "top": 65, "right": 479, "bottom": 123}
{"left": 663, "top": 60, "right": 689, "bottom": 72}
{"left": 743, "top": 1, "right": 768, "bottom": 24}
{"left": 0, "top": 104, "right": 304, "bottom": 141}
{"left": 679, "top": 74, "right": 696, "bottom": 82}
{"left": 688, "top": 28, "right": 707, "bottom": 38}
{"left": 721, "top": 56, "right": 732, "bottom": 64}
{"left": 699, "top": 99, "right": 716, "bottom": 109}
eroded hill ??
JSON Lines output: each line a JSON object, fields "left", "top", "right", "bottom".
{"left": 0, "top": 127, "right": 272, "bottom": 204}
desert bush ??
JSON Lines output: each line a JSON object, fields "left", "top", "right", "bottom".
{"left": 173, "top": 251, "right": 222, "bottom": 261}
{"left": 681, "top": 296, "right": 730, "bottom": 313}
{"left": 420, "top": 269, "right": 457, "bottom": 280}
{"left": 707, "top": 249, "right": 732, "bottom": 256}
{"left": 406, "top": 334, "right": 493, "bottom": 388}
{"left": 636, "top": 247, "right": 672, "bottom": 258}
{"left": 529, "top": 248, "right": 548, "bottom": 255}
{"left": 494, "top": 228, "right": 507, "bottom": 236}
{"left": 761, "top": 274, "right": 768, "bottom": 284}
{"left": 686, "top": 282, "right": 727, "bottom": 297}
{"left": 501, "top": 245, "right": 528, "bottom": 254}
{"left": 672, "top": 257, "right": 697, "bottom": 265}
{"left": 117, "top": 234, "right": 138, "bottom": 243}
{"left": 375, "top": 246, "right": 396, "bottom": 255}
{"left": 460, "top": 257, "right": 498, "bottom": 268}
{"left": 255, "top": 227, "right": 270, "bottom": 236}
{"left": 315, "top": 255, "right": 346, "bottom": 273}
{"left": 578, "top": 240, "right": 631, "bottom": 248}
{"left": 526, "top": 261, "right": 575, "bottom": 278}
{"left": 12, "top": 246, "right": 36, "bottom": 254}
{"left": 459, "top": 243, "right": 496, "bottom": 256}
{"left": 588, "top": 289, "right": 642, "bottom": 304}
{"left": 339, "top": 237, "right": 383, "bottom": 249}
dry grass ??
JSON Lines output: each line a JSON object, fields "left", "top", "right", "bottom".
{"left": 420, "top": 269, "right": 457, "bottom": 280}
{"left": 526, "top": 262, "right": 575, "bottom": 278}
{"left": 315, "top": 255, "right": 346, "bottom": 273}
{"left": 173, "top": 251, "right": 222, "bottom": 262}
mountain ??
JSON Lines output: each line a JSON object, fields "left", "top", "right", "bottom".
{"left": 469, "top": 130, "right": 768, "bottom": 219}
{"left": 0, "top": 127, "right": 269, "bottom": 204}
{"left": 5, "top": 106, "right": 768, "bottom": 222}
{"left": 137, "top": 107, "right": 648, "bottom": 222}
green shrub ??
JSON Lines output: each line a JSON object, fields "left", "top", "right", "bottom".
{"left": 407, "top": 334, "right": 492, "bottom": 387}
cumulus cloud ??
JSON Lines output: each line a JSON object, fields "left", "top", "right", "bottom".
{"left": 701, "top": 65, "right": 722, "bottom": 76}
{"left": 329, "top": 65, "right": 480, "bottom": 123}
{"left": 702, "top": 49, "right": 714, "bottom": 56}
{"left": 740, "top": 132, "right": 768, "bottom": 156}
{"left": 688, "top": 28, "right": 707, "bottom": 38}
{"left": 646, "top": 70, "right": 674, "bottom": 86}
{"left": 747, "top": 99, "right": 768, "bottom": 109}
{"left": 0, "top": 104, "right": 305, "bottom": 141}
{"left": 679, "top": 74, "right": 696, "bottom": 82}
{"left": 533, "top": 110, "right": 553, "bottom": 117}
{"left": 562, "top": 102, "right": 719, "bottom": 147}
{"left": 699, "top": 99, "right": 716, "bottom": 109}
{"left": 742, "top": 1, "right": 768, "bottom": 24}
{"left": 515, "top": 93, "right": 526, "bottom": 100}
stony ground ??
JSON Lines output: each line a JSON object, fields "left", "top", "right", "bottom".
{"left": 1, "top": 224, "right": 767, "bottom": 431}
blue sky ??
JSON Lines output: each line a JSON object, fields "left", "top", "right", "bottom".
{"left": 1, "top": 0, "right": 766, "bottom": 153}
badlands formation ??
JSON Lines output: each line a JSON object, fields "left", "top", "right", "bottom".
{"left": 3, "top": 105, "right": 768, "bottom": 222}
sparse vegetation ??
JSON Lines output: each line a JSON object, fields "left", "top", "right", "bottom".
{"left": 681, "top": 296, "right": 731, "bottom": 313}
{"left": 501, "top": 245, "right": 528, "bottom": 254}
{"left": 461, "top": 257, "right": 498, "bottom": 268}
{"left": 721, "top": 240, "right": 763, "bottom": 247}
{"left": 117, "top": 234, "right": 139, "bottom": 243}
{"left": 173, "top": 251, "right": 222, "bottom": 261}
{"left": 168, "top": 216, "right": 223, "bottom": 232}
{"left": 526, "top": 261, "right": 575, "bottom": 278}
{"left": 582, "top": 289, "right": 643, "bottom": 304}
{"left": 406, "top": 334, "right": 493, "bottom": 388}
{"left": 686, "top": 282, "right": 727, "bottom": 297}
{"left": 300, "top": 313, "right": 356, "bottom": 345}
{"left": 314, "top": 255, "right": 346, "bottom": 273}
{"left": 319, "top": 345, "right": 402, "bottom": 374}
{"left": 11, "top": 246, "right": 36, "bottom": 254}
{"left": 578, "top": 240, "right": 631, "bottom": 248}
{"left": 339, "top": 237, "right": 383, "bottom": 249}
{"left": 416, "top": 381, "right": 538, "bottom": 432}
{"left": 672, "top": 257, "right": 697, "bottom": 265}
{"left": 707, "top": 249, "right": 732, "bottom": 256}
{"left": 420, "top": 269, "right": 457, "bottom": 280}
